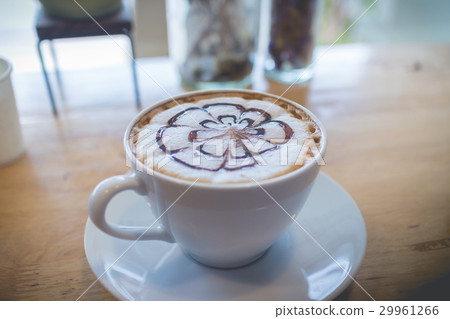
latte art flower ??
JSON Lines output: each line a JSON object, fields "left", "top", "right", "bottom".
{"left": 156, "top": 103, "right": 294, "bottom": 171}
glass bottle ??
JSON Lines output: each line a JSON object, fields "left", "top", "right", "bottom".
{"left": 265, "top": 0, "right": 322, "bottom": 84}
{"left": 166, "top": 0, "right": 260, "bottom": 89}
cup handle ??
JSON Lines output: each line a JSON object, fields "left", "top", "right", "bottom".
{"left": 88, "top": 172, "right": 175, "bottom": 243}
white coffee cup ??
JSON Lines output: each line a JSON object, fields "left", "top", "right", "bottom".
{"left": 89, "top": 90, "right": 327, "bottom": 268}
{"left": 0, "top": 57, "right": 23, "bottom": 166}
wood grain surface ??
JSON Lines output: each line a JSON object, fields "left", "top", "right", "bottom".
{"left": 0, "top": 44, "right": 449, "bottom": 300}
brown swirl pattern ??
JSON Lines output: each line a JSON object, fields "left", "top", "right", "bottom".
{"left": 156, "top": 103, "right": 294, "bottom": 171}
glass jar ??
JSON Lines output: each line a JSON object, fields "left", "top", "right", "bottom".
{"left": 265, "top": 0, "right": 322, "bottom": 83}
{"left": 166, "top": 0, "right": 260, "bottom": 89}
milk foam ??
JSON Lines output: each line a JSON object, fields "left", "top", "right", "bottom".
{"left": 130, "top": 96, "right": 321, "bottom": 183}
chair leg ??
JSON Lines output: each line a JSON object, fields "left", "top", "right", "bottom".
{"left": 37, "top": 41, "right": 58, "bottom": 116}
{"left": 124, "top": 29, "right": 141, "bottom": 110}
{"left": 49, "top": 40, "right": 62, "bottom": 87}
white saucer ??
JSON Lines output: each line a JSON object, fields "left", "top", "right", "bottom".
{"left": 84, "top": 172, "right": 367, "bottom": 300}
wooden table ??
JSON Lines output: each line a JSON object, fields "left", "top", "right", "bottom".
{"left": 0, "top": 44, "right": 449, "bottom": 300}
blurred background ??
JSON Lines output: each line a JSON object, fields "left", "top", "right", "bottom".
{"left": 1, "top": 0, "right": 449, "bottom": 113}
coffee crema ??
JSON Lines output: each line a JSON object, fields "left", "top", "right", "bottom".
{"left": 129, "top": 92, "right": 322, "bottom": 183}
